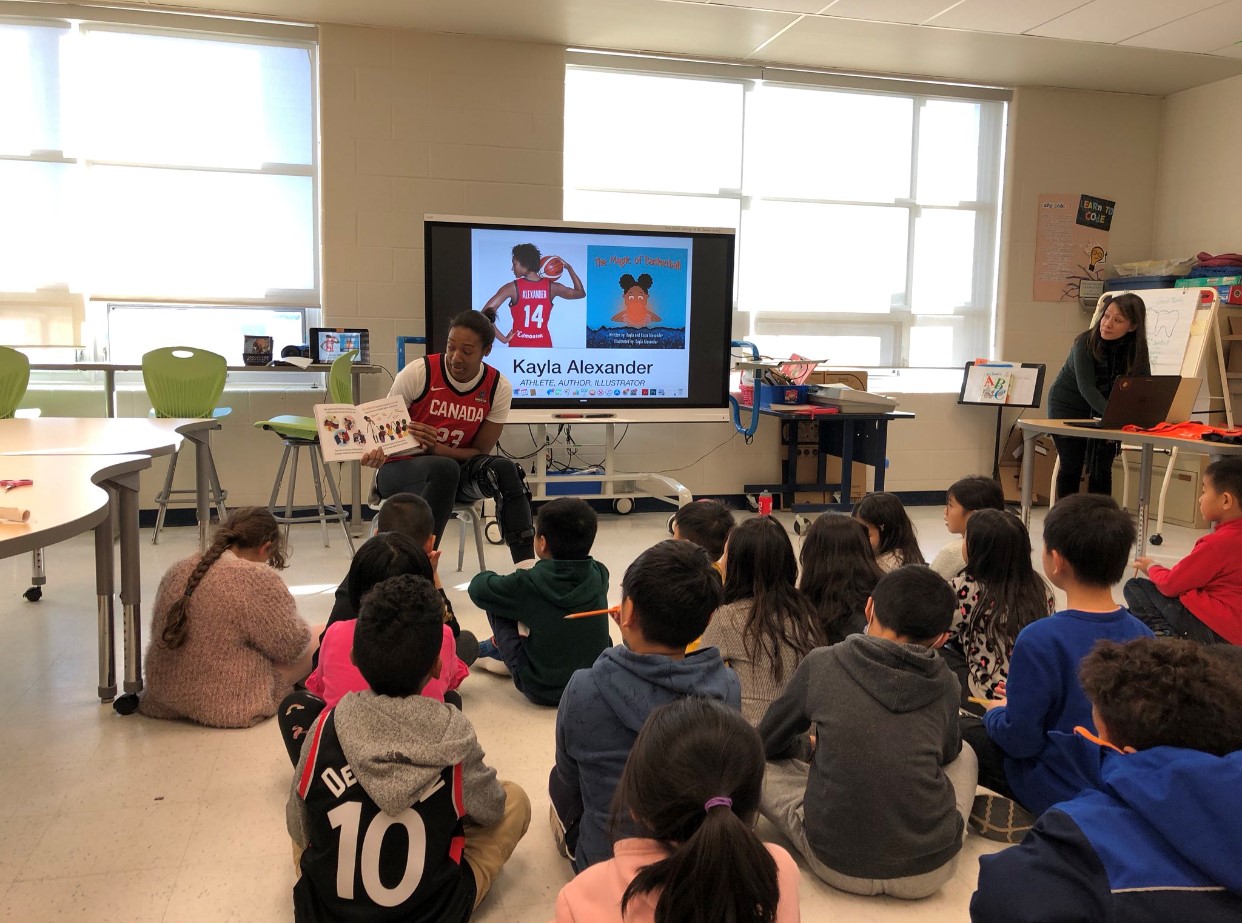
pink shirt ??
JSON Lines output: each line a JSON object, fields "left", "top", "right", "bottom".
{"left": 304, "top": 620, "right": 468, "bottom": 707}
{"left": 552, "top": 837, "right": 801, "bottom": 923}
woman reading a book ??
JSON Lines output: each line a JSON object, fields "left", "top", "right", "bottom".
{"left": 361, "top": 310, "right": 535, "bottom": 564}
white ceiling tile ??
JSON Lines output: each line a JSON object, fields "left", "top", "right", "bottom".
{"left": 707, "top": 0, "right": 832, "bottom": 13}
{"left": 1028, "top": 0, "right": 1222, "bottom": 44}
{"left": 1212, "top": 40, "right": 1242, "bottom": 57}
{"left": 1121, "top": 0, "right": 1242, "bottom": 53}
{"left": 926, "top": 0, "right": 1091, "bottom": 35}
{"left": 819, "top": 0, "right": 960, "bottom": 26}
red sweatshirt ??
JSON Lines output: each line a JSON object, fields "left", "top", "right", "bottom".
{"left": 1147, "top": 517, "right": 1242, "bottom": 644}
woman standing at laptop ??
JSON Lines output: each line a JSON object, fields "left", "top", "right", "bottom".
{"left": 1048, "top": 293, "right": 1150, "bottom": 500}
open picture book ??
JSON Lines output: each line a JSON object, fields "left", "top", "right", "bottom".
{"left": 313, "top": 396, "right": 419, "bottom": 463}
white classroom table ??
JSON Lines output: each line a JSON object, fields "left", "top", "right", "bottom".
{"left": 1017, "top": 418, "right": 1242, "bottom": 547}
{"left": 0, "top": 417, "right": 222, "bottom": 702}
{"left": 0, "top": 453, "right": 152, "bottom": 701}
{"left": 27, "top": 362, "right": 386, "bottom": 533}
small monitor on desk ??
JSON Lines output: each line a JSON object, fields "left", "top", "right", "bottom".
{"left": 310, "top": 328, "right": 369, "bottom": 365}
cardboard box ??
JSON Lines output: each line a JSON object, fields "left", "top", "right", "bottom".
{"left": 795, "top": 446, "right": 867, "bottom": 502}
{"left": 998, "top": 430, "right": 1060, "bottom": 505}
{"left": 1228, "top": 343, "right": 1242, "bottom": 375}
{"left": 807, "top": 370, "right": 868, "bottom": 391}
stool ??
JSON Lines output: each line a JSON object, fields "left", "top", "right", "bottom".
{"left": 257, "top": 421, "right": 355, "bottom": 554}
{"left": 142, "top": 346, "right": 231, "bottom": 544}
{"left": 254, "top": 349, "right": 359, "bottom": 554}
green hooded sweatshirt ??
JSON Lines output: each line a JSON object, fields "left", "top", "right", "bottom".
{"left": 468, "top": 558, "right": 610, "bottom": 703}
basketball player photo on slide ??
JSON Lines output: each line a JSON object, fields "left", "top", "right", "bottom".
{"left": 480, "top": 241, "right": 585, "bottom": 348}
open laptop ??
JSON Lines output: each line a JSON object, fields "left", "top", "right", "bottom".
{"left": 1064, "top": 375, "right": 1183, "bottom": 430}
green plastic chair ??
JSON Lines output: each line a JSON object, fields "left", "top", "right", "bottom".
{"left": 0, "top": 345, "right": 31, "bottom": 419}
{"left": 255, "top": 350, "right": 357, "bottom": 552}
{"left": 142, "top": 347, "right": 232, "bottom": 543}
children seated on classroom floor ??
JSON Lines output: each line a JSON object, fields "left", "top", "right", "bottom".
{"left": 758, "top": 565, "right": 976, "bottom": 899}
{"left": 467, "top": 497, "right": 610, "bottom": 705}
{"left": 699, "top": 516, "right": 825, "bottom": 725}
{"left": 549, "top": 539, "right": 741, "bottom": 872}
{"left": 971, "top": 638, "right": 1242, "bottom": 922}
{"left": 962, "top": 493, "right": 1153, "bottom": 841}
{"left": 853, "top": 492, "right": 926, "bottom": 572}
{"left": 287, "top": 574, "right": 531, "bottom": 922}
{"left": 277, "top": 531, "right": 471, "bottom": 763}
{"left": 1126, "top": 456, "right": 1242, "bottom": 645}
{"left": 668, "top": 497, "right": 734, "bottom": 574}
{"left": 554, "top": 698, "right": 801, "bottom": 923}
{"left": 930, "top": 476, "right": 1007, "bottom": 580}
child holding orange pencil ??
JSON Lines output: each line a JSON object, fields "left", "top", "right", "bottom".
{"left": 468, "top": 498, "right": 610, "bottom": 706}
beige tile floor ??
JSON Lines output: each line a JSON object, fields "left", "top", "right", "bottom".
{"left": 0, "top": 503, "right": 1200, "bottom": 922}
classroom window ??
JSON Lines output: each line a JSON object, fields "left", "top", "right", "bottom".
{"left": 564, "top": 62, "right": 1008, "bottom": 370}
{"left": 0, "top": 15, "right": 318, "bottom": 362}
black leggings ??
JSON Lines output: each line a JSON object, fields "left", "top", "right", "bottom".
{"left": 377, "top": 454, "right": 534, "bottom": 563}
{"left": 1051, "top": 434, "right": 1118, "bottom": 500}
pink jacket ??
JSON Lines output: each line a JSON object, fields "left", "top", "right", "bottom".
{"left": 305, "top": 620, "right": 468, "bottom": 707}
{"left": 552, "top": 837, "right": 801, "bottom": 923}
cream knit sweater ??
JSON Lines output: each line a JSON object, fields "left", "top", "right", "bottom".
{"left": 140, "top": 552, "right": 310, "bottom": 728}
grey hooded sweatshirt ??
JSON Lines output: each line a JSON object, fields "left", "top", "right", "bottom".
{"left": 287, "top": 691, "right": 506, "bottom": 847}
{"left": 758, "top": 634, "right": 963, "bottom": 880}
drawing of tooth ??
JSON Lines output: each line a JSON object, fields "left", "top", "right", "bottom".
{"left": 1152, "top": 309, "right": 1177, "bottom": 338}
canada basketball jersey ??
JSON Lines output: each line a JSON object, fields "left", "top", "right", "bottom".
{"left": 507, "top": 277, "right": 553, "bottom": 347}
{"left": 293, "top": 710, "right": 475, "bottom": 923}
{"left": 399, "top": 355, "right": 499, "bottom": 456}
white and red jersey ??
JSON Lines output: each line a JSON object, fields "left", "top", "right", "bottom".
{"left": 507, "top": 277, "right": 553, "bottom": 348}
{"left": 385, "top": 354, "right": 506, "bottom": 462}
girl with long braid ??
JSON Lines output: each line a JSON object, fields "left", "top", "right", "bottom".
{"left": 140, "top": 508, "right": 316, "bottom": 728}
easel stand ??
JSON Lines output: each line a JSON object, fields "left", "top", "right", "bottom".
{"left": 958, "top": 362, "right": 1047, "bottom": 480}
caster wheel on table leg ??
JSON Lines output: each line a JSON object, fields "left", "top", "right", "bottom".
{"left": 793, "top": 515, "right": 811, "bottom": 536}
{"left": 667, "top": 513, "right": 676, "bottom": 534}
{"left": 23, "top": 586, "right": 42, "bottom": 602}
{"left": 1149, "top": 534, "right": 1163, "bottom": 546}
{"left": 484, "top": 520, "right": 504, "bottom": 545}
{"left": 113, "top": 694, "right": 140, "bottom": 716}
{"left": 612, "top": 498, "right": 634, "bottom": 515}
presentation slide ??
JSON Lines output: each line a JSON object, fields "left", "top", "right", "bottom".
{"left": 470, "top": 228, "right": 695, "bottom": 401}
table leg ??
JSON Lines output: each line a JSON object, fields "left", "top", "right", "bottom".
{"left": 116, "top": 473, "right": 144, "bottom": 695}
{"left": 105, "top": 369, "right": 117, "bottom": 418}
{"left": 783, "top": 423, "right": 798, "bottom": 509}
{"left": 1020, "top": 428, "right": 1035, "bottom": 528}
{"left": 94, "top": 496, "right": 117, "bottom": 703}
{"left": 604, "top": 423, "right": 616, "bottom": 499}
{"left": 1136, "top": 444, "right": 1154, "bottom": 550}
{"left": 840, "top": 423, "right": 855, "bottom": 505}
{"left": 194, "top": 432, "right": 210, "bottom": 552}
{"left": 874, "top": 420, "right": 890, "bottom": 493}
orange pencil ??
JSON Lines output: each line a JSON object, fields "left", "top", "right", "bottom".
{"left": 565, "top": 606, "right": 620, "bottom": 620}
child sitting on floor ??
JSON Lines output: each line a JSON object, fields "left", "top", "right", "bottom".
{"left": 288, "top": 574, "right": 531, "bottom": 922}
{"left": 141, "top": 507, "right": 313, "bottom": 729}
{"left": 759, "top": 565, "right": 975, "bottom": 899}
{"left": 1127, "top": 456, "right": 1242, "bottom": 645}
{"left": 549, "top": 540, "right": 740, "bottom": 871}
{"left": 798, "top": 513, "right": 882, "bottom": 644}
{"left": 554, "top": 698, "right": 801, "bottom": 923}
{"left": 962, "top": 493, "right": 1153, "bottom": 842}
{"left": 669, "top": 498, "right": 734, "bottom": 574}
{"left": 930, "top": 476, "right": 1007, "bottom": 579}
{"left": 468, "top": 497, "right": 610, "bottom": 706}
{"left": 853, "top": 492, "right": 925, "bottom": 572}
{"left": 971, "top": 638, "right": 1242, "bottom": 921}
{"left": 700, "top": 516, "right": 825, "bottom": 725}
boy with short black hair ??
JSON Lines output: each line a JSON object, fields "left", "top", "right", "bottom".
{"left": 964, "top": 493, "right": 1153, "bottom": 840}
{"left": 1127, "top": 456, "right": 1242, "bottom": 645}
{"left": 549, "top": 539, "right": 740, "bottom": 871}
{"left": 468, "top": 497, "right": 609, "bottom": 706}
{"left": 971, "top": 637, "right": 1242, "bottom": 921}
{"left": 287, "top": 574, "right": 531, "bottom": 922}
{"left": 671, "top": 498, "right": 734, "bottom": 570}
{"left": 758, "top": 565, "right": 975, "bottom": 899}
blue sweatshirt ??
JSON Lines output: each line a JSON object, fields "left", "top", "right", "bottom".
{"left": 549, "top": 645, "right": 741, "bottom": 870}
{"left": 972, "top": 746, "right": 1242, "bottom": 922}
{"left": 983, "top": 608, "right": 1152, "bottom": 814}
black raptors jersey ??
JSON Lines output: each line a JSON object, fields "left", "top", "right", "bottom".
{"left": 293, "top": 710, "right": 476, "bottom": 923}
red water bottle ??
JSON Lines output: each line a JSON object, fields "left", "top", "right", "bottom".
{"left": 758, "top": 489, "right": 773, "bottom": 517}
